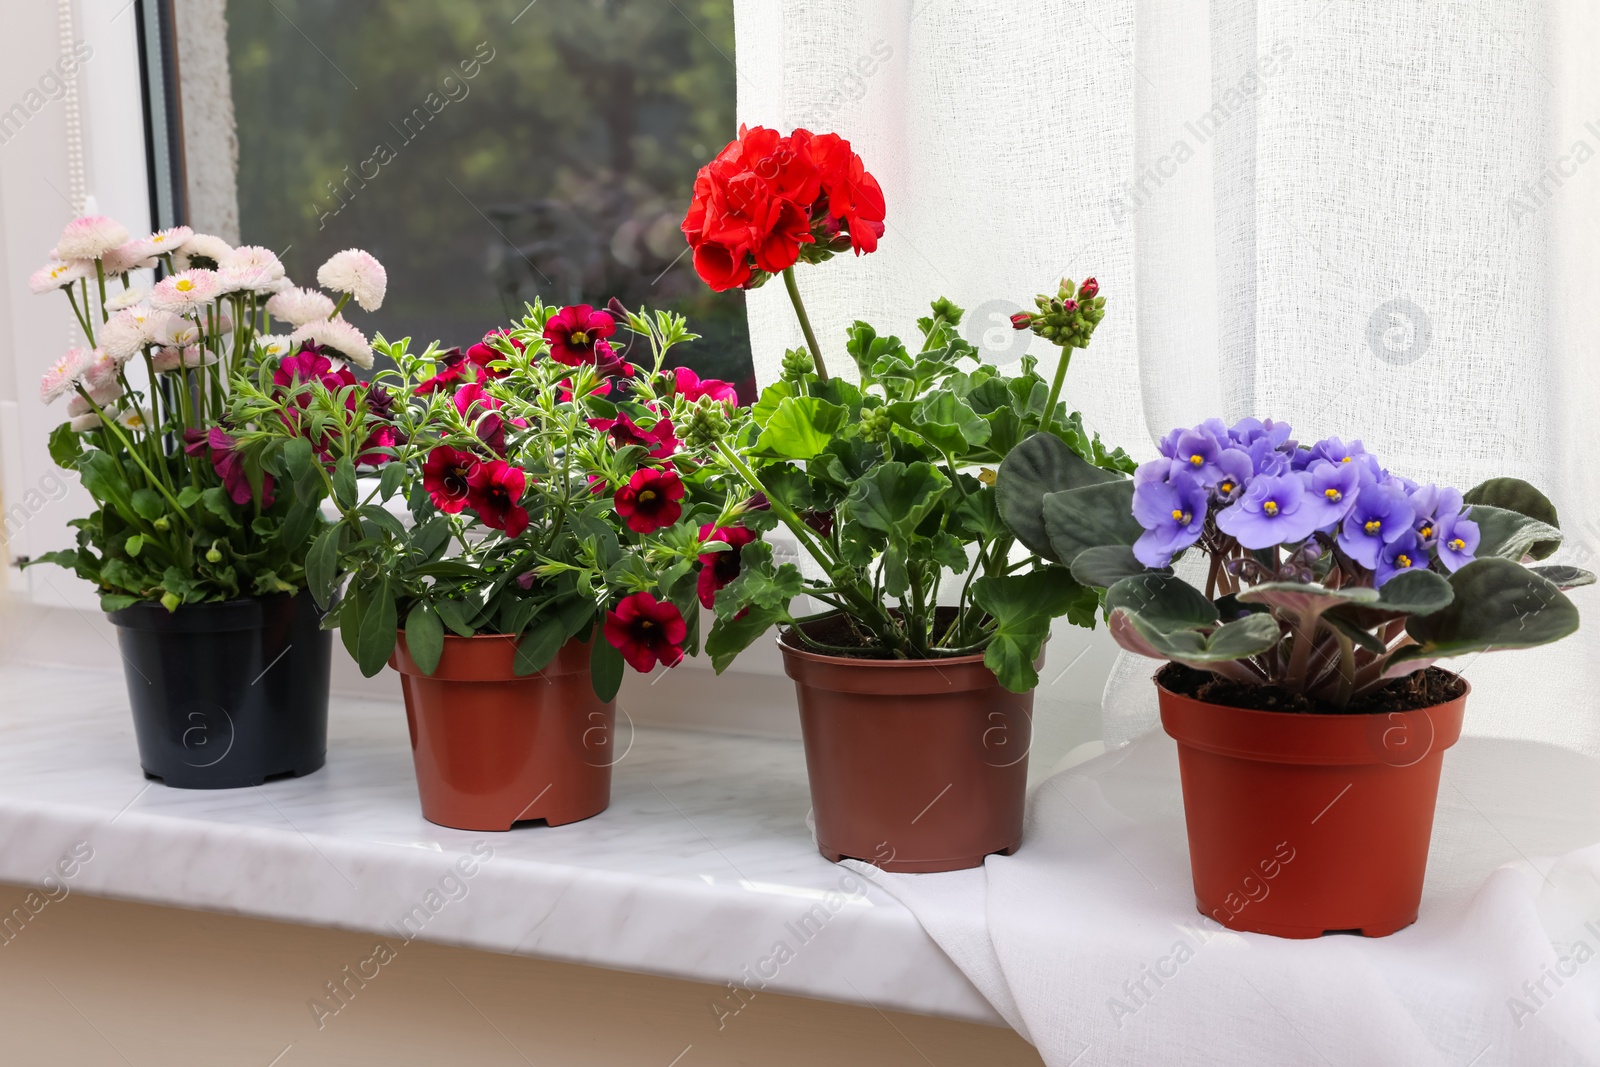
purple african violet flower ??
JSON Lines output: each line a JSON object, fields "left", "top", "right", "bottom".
{"left": 1407, "top": 484, "right": 1463, "bottom": 546}
{"left": 1214, "top": 473, "right": 1320, "bottom": 550}
{"left": 1376, "top": 530, "right": 1430, "bottom": 587}
{"left": 1304, "top": 436, "right": 1380, "bottom": 485}
{"left": 1230, "top": 417, "right": 1295, "bottom": 452}
{"left": 1171, "top": 427, "right": 1228, "bottom": 483}
{"left": 1132, "top": 470, "right": 1209, "bottom": 567}
{"left": 1301, "top": 459, "right": 1362, "bottom": 530}
{"left": 1134, "top": 457, "right": 1173, "bottom": 486}
{"left": 1212, "top": 448, "right": 1254, "bottom": 503}
{"left": 1338, "top": 483, "right": 1415, "bottom": 569}
{"left": 1435, "top": 510, "right": 1480, "bottom": 572}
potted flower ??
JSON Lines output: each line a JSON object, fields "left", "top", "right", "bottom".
{"left": 682, "top": 126, "right": 1134, "bottom": 871}
{"left": 228, "top": 301, "right": 747, "bottom": 831}
{"left": 996, "top": 418, "right": 1588, "bottom": 936}
{"left": 26, "top": 216, "right": 388, "bottom": 788}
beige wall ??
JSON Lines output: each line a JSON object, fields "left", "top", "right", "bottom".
{"left": 0, "top": 887, "right": 1042, "bottom": 1066}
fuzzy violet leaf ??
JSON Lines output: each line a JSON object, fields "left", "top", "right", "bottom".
{"left": 1464, "top": 477, "right": 1561, "bottom": 560}
{"left": 1043, "top": 481, "right": 1142, "bottom": 567}
{"left": 1069, "top": 545, "right": 1165, "bottom": 588}
{"left": 1466, "top": 504, "right": 1563, "bottom": 563}
{"left": 1110, "top": 609, "right": 1283, "bottom": 671}
{"left": 1106, "top": 573, "right": 1219, "bottom": 632}
{"left": 994, "top": 431, "right": 1122, "bottom": 561}
{"left": 1398, "top": 556, "right": 1580, "bottom": 661}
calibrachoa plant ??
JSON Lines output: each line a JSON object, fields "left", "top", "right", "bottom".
{"left": 25, "top": 213, "right": 388, "bottom": 609}
{"left": 227, "top": 301, "right": 750, "bottom": 700}
{"left": 996, "top": 417, "right": 1590, "bottom": 708}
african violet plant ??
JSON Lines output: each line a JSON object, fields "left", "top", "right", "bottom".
{"left": 700, "top": 282, "right": 1132, "bottom": 693}
{"left": 26, "top": 214, "right": 387, "bottom": 610}
{"left": 995, "top": 417, "right": 1589, "bottom": 708}
{"left": 227, "top": 301, "right": 749, "bottom": 701}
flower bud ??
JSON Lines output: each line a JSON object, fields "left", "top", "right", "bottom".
{"left": 206, "top": 541, "right": 224, "bottom": 564}
{"left": 606, "top": 297, "right": 629, "bottom": 321}
{"left": 1079, "top": 277, "right": 1099, "bottom": 299}
{"left": 860, "top": 405, "right": 894, "bottom": 442}
{"left": 153, "top": 516, "right": 171, "bottom": 532}
{"left": 1009, "top": 313, "right": 1033, "bottom": 331}
{"left": 160, "top": 591, "right": 181, "bottom": 612}
{"left": 781, "top": 347, "right": 815, "bottom": 381}
{"left": 681, "top": 396, "right": 731, "bottom": 449}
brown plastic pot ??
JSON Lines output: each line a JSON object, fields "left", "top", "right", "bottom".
{"left": 1157, "top": 670, "right": 1467, "bottom": 938}
{"left": 778, "top": 635, "right": 1033, "bottom": 873}
{"left": 390, "top": 633, "right": 616, "bottom": 832}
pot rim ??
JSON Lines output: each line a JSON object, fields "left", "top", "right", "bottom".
{"left": 1153, "top": 667, "right": 1471, "bottom": 719}
{"left": 775, "top": 630, "right": 990, "bottom": 669}
{"left": 107, "top": 589, "right": 314, "bottom": 633}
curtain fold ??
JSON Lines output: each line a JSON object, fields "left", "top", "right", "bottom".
{"left": 732, "top": 0, "right": 1600, "bottom": 755}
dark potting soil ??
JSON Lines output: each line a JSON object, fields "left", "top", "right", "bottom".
{"left": 781, "top": 608, "right": 968, "bottom": 660}
{"left": 1157, "top": 662, "right": 1467, "bottom": 715}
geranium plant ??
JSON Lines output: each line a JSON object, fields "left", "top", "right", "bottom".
{"left": 227, "top": 301, "right": 749, "bottom": 700}
{"left": 25, "top": 215, "right": 388, "bottom": 610}
{"left": 677, "top": 127, "right": 1131, "bottom": 693}
{"left": 996, "top": 418, "right": 1589, "bottom": 708}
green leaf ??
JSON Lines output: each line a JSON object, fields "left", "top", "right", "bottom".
{"left": 1468, "top": 505, "right": 1563, "bottom": 564}
{"left": 755, "top": 396, "right": 849, "bottom": 460}
{"left": 177, "top": 486, "right": 204, "bottom": 509}
{"left": 1111, "top": 609, "right": 1283, "bottom": 665}
{"left": 1238, "top": 581, "right": 1378, "bottom": 622}
{"left": 200, "top": 487, "right": 244, "bottom": 529}
{"left": 282, "top": 435, "right": 316, "bottom": 483}
{"left": 515, "top": 613, "right": 568, "bottom": 677}
{"left": 332, "top": 456, "right": 359, "bottom": 509}
{"left": 1041, "top": 481, "right": 1142, "bottom": 566}
{"left": 844, "top": 461, "right": 950, "bottom": 538}
{"left": 356, "top": 578, "right": 397, "bottom": 677}
{"left": 404, "top": 602, "right": 444, "bottom": 675}
{"left": 378, "top": 460, "right": 407, "bottom": 502}
{"left": 129, "top": 489, "right": 165, "bottom": 522}
{"left": 1070, "top": 545, "right": 1161, "bottom": 589}
{"left": 48, "top": 422, "right": 83, "bottom": 468}
{"left": 750, "top": 380, "right": 796, "bottom": 427}
{"left": 716, "top": 542, "right": 803, "bottom": 617}
{"left": 433, "top": 597, "right": 479, "bottom": 637}
{"left": 705, "top": 605, "right": 786, "bottom": 674}
{"left": 1107, "top": 574, "right": 1218, "bottom": 632}
{"left": 1530, "top": 564, "right": 1596, "bottom": 590}
{"left": 278, "top": 501, "right": 319, "bottom": 556}
{"left": 124, "top": 534, "right": 144, "bottom": 557}
{"left": 995, "top": 432, "right": 1122, "bottom": 561}
{"left": 900, "top": 389, "right": 990, "bottom": 454}
{"left": 78, "top": 451, "right": 137, "bottom": 524}
{"left": 952, "top": 489, "right": 1008, "bottom": 543}
{"left": 98, "top": 593, "right": 141, "bottom": 613}
{"left": 589, "top": 631, "right": 625, "bottom": 702}
{"left": 306, "top": 525, "right": 342, "bottom": 610}
{"left": 1464, "top": 477, "right": 1561, "bottom": 560}
{"left": 974, "top": 567, "right": 1097, "bottom": 692}
{"left": 338, "top": 586, "right": 365, "bottom": 665}
{"left": 1374, "top": 569, "right": 1455, "bottom": 613}
{"left": 1401, "top": 557, "right": 1579, "bottom": 659}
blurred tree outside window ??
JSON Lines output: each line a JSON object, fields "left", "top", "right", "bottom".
{"left": 226, "top": 0, "right": 754, "bottom": 395}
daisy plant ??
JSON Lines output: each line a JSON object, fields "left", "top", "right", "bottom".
{"left": 25, "top": 213, "right": 389, "bottom": 610}
{"left": 226, "top": 301, "right": 750, "bottom": 701}
{"left": 996, "top": 417, "right": 1590, "bottom": 708}
{"left": 697, "top": 283, "right": 1133, "bottom": 694}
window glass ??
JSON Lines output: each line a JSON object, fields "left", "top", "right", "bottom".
{"left": 225, "top": 0, "right": 752, "bottom": 394}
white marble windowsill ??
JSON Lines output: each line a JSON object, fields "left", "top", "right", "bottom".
{"left": 0, "top": 660, "right": 1006, "bottom": 1025}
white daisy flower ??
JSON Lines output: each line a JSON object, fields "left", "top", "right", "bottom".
{"left": 70, "top": 412, "right": 103, "bottom": 432}
{"left": 82, "top": 352, "right": 123, "bottom": 400}
{"left": 265, "top": 286, "right": 336, "bottom": 326}
{"left": 101, "top": 240, "right": 158, "bottom": 276}
{"left": 142, "top": 310, "right": 187, "bottom": 346}
{"left": 39, "top": 347, "right": 97, "bottom": 404}
{"left": 255, "top": 334, "right": 294, "bottom": 359}
{"left": 291, "top": 316, "right": 373, "bottom": 369}
{"left": 117, "top": 406, "right": 156, "bottom": 432}
{"left": 150, "top": 269, "right": 222, "bottom": 313}
{"left": 221, "top": 245, "right": 285, "bottom": 280}
{"left": 105, "top": 286, "right": 150, "bottom": 312}
{"left": 52, "top": 216, "right": 130, "bottom": 261}
{"left": 30, "top": 259, "right": 92, "bottom": 296}
{"left": 317, "top": 249, "right": 387, "bottom": 312}
{"left": 98, "top": 309, "right": 150, "bottom": 364}
{"left": 173, "top": 233, "right": 232, "bottom": 271}
{"left": 183, "top": 347, "right": 219, "bottom": 369}
{"left": 66, "top": 394, "right": 93, "bottom": 417}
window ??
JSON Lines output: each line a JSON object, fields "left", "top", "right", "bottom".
{"left": 225, "top": 0, "right": 753, "bottom": 394}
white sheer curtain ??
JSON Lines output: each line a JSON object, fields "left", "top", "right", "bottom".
{"left": 731, "top": 0, "right": 1600, "bottom": 755}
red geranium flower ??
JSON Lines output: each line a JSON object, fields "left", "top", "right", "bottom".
{"left": 696, "top": 523, "right": 757, "bottom": 609}
{"left": 421, "top": 445, "right": 477, "bottom": 514}
{"left": 603, "top": 591, "right": 687, "bottom": 673}
{"left": 466, "top": 458, "right": 530, "bottom": 538}
{"left": 614, "top": 467, "right": 685, "bottom": 534}
{"left": 680, "top": 125, "right": 882, "bottom": 292}
{"left": 466, "top": 329, "right": 523, "bottom": 378}
{"left": 588, "top": 411, "right": 679, "bottom": 460}
{"left": 672, "top": 366, "right": 738, "bottom": 405}
{"left": 543, "top": 305, "right": 617, "bottom": 366}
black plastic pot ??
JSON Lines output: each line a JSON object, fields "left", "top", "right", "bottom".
{"left": 106, "top": 592, "right": 332, "bottom": 789}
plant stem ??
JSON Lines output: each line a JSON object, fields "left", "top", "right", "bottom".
{"left": 77, "top": 388, "right": 193, "bottom": 526}
{"left": 782, "top": 266, "right": 828, "bottom": 382}
{"left": 1037, "top": 347, "right": 1073, "bottom": 438}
